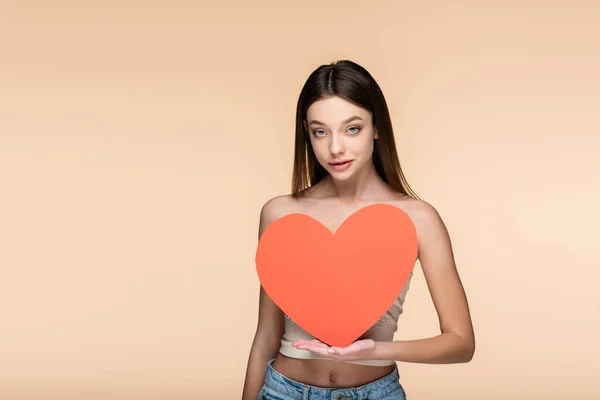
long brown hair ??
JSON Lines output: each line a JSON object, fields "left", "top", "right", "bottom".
{"left": 291, "top": 60, "right": 420, "bottom": 200}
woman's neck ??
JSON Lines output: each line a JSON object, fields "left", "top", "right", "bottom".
{"left": 322, "top": 162, "right": 386, "bottom": 204}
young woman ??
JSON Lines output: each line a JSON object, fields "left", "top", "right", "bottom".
{"left": 242, "top": 60, "right": 475, "bottom": 400}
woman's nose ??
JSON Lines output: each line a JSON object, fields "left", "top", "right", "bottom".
{"left": 329, "top": 134, "right": 346, "bottom": 155}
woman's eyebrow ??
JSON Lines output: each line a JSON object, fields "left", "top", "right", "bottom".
{"left": 309, "top": 116, "right": 363, "bottom": 127}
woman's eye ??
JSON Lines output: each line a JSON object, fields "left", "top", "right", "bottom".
{"left": 313, "top": 127, "right": 360, "bottom": 137}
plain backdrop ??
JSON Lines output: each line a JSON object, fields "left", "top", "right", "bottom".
{"left": 1, "top": 1, "right": 599, "bottom": 399}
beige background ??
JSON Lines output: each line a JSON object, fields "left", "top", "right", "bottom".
{"left": 1, "top": 1, "right": 599, "bottom": 399}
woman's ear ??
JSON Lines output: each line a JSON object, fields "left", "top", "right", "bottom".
{"left": 374, "top": 128, "right": 379, "bottom": 139}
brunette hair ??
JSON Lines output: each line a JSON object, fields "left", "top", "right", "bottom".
{"left": 291, "top": 60, "right": 420, "bottom": 199}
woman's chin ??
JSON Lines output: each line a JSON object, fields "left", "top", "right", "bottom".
{"left": 327, "top": 169, "right": 355, "bottom": 181}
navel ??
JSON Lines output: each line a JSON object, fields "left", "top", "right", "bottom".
{"left": 329, "top": 371, "right": 337, "bottom": 383}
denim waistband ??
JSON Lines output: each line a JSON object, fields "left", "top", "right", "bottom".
{"left": 263, "top": 358, "right": 402, "bottom": 400}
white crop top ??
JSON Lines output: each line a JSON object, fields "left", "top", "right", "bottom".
{"left": 278, "top": 271, "right": 414, "bottom": 366}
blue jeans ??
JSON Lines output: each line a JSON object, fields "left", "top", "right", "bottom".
{"left": 259, "top": 358, "right": 407, "bottom": 400}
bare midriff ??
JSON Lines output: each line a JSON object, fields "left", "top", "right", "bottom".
{"left": 271, "top": 353, "right": 395, "bottom": 388}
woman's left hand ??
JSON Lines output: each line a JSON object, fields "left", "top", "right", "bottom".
{"left": 292, "top": 338, "right": 377, "bottom": 362}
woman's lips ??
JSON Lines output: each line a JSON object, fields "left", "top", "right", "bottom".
{"left": 328, "top": 160, "right": 353, "bottom": 171}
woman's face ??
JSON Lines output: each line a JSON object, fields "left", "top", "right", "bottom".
{"left": 304, "top": 96, "right": 378, "bottom": 181}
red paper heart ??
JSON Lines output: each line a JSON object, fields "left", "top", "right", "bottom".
{"left": 255, "top": 203, "right": 418, "bottom": 347}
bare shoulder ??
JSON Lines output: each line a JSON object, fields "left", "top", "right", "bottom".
{"left": 389, "top": 196, "right": 449, "bottom": 247}
{"left": 397, "top": 197, "right": 453, "bottom": 264}
{"left": 403, "top": 198, "right": 443, "bottom": 225}
{"left": 258, "top": 194, "right": 298, "bottom": 237}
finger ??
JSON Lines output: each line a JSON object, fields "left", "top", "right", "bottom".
{"left": 300, "top": 346, "right": 347, "bottom": 362}
{"left": 299, "top": 345, "right": 330, "bottom": 355}
{"left": 296, "top": 342, "right": 324, "bottom": 351}
{"left": 329, "top": 347, "right": 346, "bottom": 356}
{"left": 293, "top": 340, "right": 329, "bottom": 349}
{"left": 298, "top": 343, "right": 340, "bottom": 357}
{"left": 294, "top": 340, "right": 329, "bottom": 349}
{"left": 306, "top": 339, "right": 330, "bottom": 348}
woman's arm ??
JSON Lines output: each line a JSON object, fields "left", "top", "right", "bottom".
{"left": 241, "top": 286, "right": 285, "bottom": 399}
{"left": 241, "top": 198, "right": 287, "bottom": 400}
{"left": 374, "top": 201, "right": 475, "bottom": 363}
{"left": 294, "top": 201, "right": 475, "bottom": 364}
